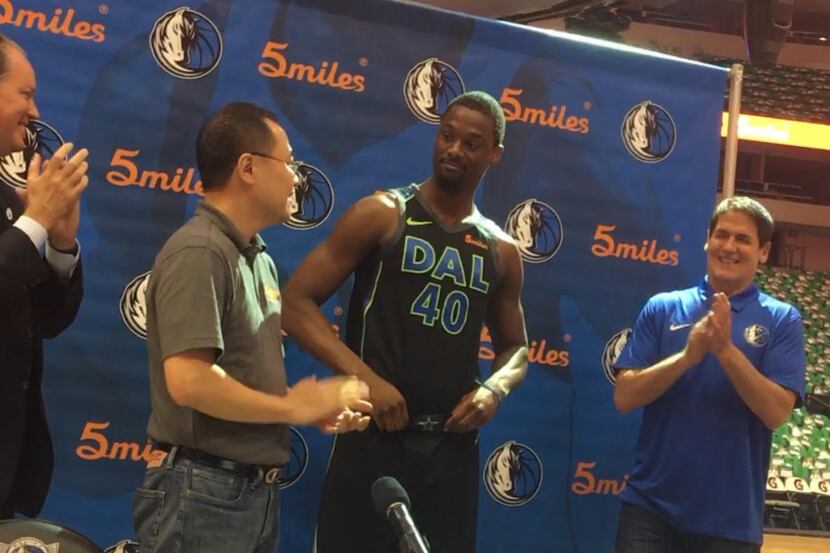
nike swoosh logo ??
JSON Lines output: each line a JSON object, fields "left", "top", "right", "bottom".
{"left": 406, "top": 217, "right": 432, "bottom": 226}
{"left": 669, "top": 322, "right": 692, "bottom": 331}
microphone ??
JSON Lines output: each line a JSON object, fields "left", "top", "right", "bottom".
{"left": 371, "top": 476, "right": 430, "bottom": 553}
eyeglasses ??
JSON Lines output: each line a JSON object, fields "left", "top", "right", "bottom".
{"left": 249, "top": 152, "right": 305, "bottom": 177}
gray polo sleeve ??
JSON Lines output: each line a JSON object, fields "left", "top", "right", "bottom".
{"left": 152, "top": 246, "right": 230, "bottom": 359}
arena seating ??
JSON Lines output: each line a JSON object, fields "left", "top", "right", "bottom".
{"left": 756, "top": 266, "right": 830, "bottom": 534}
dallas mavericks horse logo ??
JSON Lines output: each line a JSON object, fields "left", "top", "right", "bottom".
{"left": 504, "top": 199, "right": 563, "bottom": 263}
{"left": 120, "top": 271, "right": 151, "bottom": 340}
{"left": 621, "top": 101, "right": 677, "bottom": 163}
{"left": 278, "top": 427, "right": 309, "bottom": 489}
{"left": 403, "top": 58, "right": 465, "bottom": 124}
{"left": 284, "top": 163, "right": 334, "bottom": 230}
{"left": 0, "top": 121, "right": 64, "bottom": 190}
{"left": 743, "top": 324, "right": 769, "bottom": 347}
{"left": 483, "top": 441, "right": 543, "bottom": 507}
{"left": 149, "top": 7, "right": 223, "bottom": 79}
{"left": 602, "top": 328, "right": 632, "bottom": 384}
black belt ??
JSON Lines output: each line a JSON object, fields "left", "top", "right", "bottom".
{"left": 153, "top": 442, "right": 282, "bottom": 484}
{"left": 408, "top": 413, "right": 448, "bottom": 432}
{"left": 368, "top": 414, "right": 449, "bottom": 433}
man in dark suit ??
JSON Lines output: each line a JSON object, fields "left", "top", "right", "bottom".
{"left": 0, "top": 33, "right": 88, "bottom": 519}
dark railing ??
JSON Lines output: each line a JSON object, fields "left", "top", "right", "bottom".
{"left": 718, "top": 178, "right": 826, "bottom": 205}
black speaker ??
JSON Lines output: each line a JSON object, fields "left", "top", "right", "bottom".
{"left": 744, "top": 0, "right": 794, "bottom": 65}
{"left": 0, "top": 519, "right": 103, "bottom": 553}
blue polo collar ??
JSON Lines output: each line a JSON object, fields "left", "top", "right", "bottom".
{"left": 698, "top": 276, "right": 759, "bottom": 312}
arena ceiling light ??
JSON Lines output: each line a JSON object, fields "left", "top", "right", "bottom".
{"left": 720, "top": 112, "right": 830, "bottom": 151}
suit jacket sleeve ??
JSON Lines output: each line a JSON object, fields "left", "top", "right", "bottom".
{"left": 0, "top": 225, "right": 84, "bottom": 338}
{"left": 0, "top": 226, "right": 52, "bottom": 309}
{"left": 31, "top": 253, "right": 84, "bottom": 339}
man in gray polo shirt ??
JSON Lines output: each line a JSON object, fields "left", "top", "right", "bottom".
{"left": 133, "top": 102, "right": 371, "bottom": 553}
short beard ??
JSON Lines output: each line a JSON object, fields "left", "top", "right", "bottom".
{"left": 434, "top": 168, "right": 464, "bottom": 191}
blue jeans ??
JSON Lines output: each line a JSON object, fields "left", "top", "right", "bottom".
{"left": 615, "top": 502, "right": 760, "bottom": 553}
{"left": 132, "top": 448, "right": 281, "bottom": 553}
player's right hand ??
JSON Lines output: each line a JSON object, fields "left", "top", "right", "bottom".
{"left": 366, "top": 375, "right": 408, "bottom": 431}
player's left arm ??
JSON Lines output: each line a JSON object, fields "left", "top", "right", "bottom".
{"left": 444, "top": 238, "right": 528, "bottom": 432}
{"left": 709, "top": 292, "right": 800, "bottom": 430}
{"left": 482, "top": 238, "right": 529, "bottom": 399}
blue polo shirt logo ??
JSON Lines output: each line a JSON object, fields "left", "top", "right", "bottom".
{"left": 743, "top": 324, "right": 769, "bottom": 347}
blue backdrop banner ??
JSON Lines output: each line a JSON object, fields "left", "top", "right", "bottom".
{"left": 1, "top": 0, "right": 727, "bottom": 550}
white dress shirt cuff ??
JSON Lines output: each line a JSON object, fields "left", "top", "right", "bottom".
{"left": 46, "top": 241, "right": 80, "bottom": 280}
{"left": 13, "top": 215, "right": 47, "bottom": 254}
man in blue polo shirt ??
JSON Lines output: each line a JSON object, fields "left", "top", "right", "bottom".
{"left": 613, "top": 196, "right": 805, "bottom": 553}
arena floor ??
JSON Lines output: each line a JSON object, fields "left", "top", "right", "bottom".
{"left": 762, "top": 533, "right": 829, "bottom": 552}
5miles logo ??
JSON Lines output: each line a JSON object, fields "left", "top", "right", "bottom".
{"left": 258, "top": 41, "right": 365, "bottom": 92}
{"left": 0, "top": 1, "right": 106, "bottom": 42}
{"left": 591, "top": 224, "right": 679, "bottom": 266}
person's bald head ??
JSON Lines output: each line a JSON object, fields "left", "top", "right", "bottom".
{"left": 0, "top": 33, "right": 25, "bottom": 79}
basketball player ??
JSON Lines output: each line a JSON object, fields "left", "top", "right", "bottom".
{"left": 283, "top": 91, "right": 529, "bottom": 553}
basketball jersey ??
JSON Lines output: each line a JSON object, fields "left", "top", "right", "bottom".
{"left": 345, "top": 184, "right": 504, "bottom": 415}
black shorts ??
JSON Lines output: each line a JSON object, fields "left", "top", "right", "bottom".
{"left": 315, "top": 427, "right": 479, "bottom": 553}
